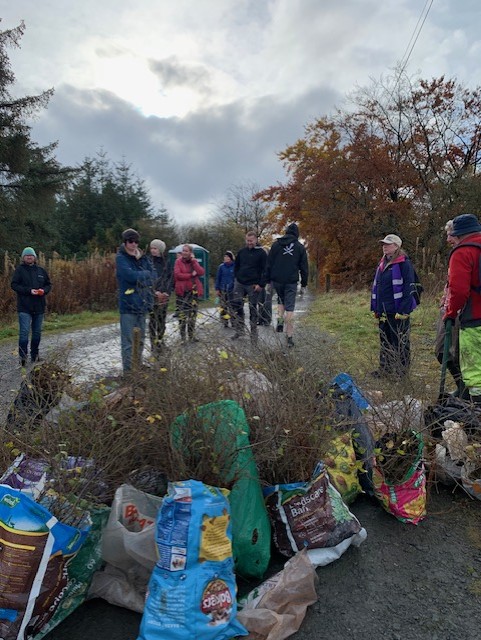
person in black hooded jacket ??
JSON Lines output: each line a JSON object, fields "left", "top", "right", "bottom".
{"left": 11, "top": 247, "right": 52, "bottom": 366}
{"left": 266, "top": 222, "right": 308, "bottom": 347}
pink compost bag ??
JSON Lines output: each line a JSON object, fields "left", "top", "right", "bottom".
{"left": 372, "top": 462, "right": 426, "bottom": 525}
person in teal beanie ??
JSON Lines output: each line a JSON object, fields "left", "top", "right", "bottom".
{"left": 11, "top": 247, "right": 52, "bottom": 366}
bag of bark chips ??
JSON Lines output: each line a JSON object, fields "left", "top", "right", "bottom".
{"left": 138, "top": 480, "right": 247, "bottom": 640}
{"left": 264, "top": 462, "right": 367, "bottom": 567}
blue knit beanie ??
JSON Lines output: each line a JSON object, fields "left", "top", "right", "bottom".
{"left": 21, "top": 247, "right": 37, "bottom": 258}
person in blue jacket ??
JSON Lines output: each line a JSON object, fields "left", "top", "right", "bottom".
{"left": 116, "top": 228, "right": 155, "bottom": 373}
{"left": 370, "top": 234, "right": 417, "bottom": 378}
{"left": 214, "top": 250, "right": 235, "bottom": 328}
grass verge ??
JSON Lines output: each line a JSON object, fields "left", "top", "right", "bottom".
{"left": 305, "top": 289, "right": 443, "bottom": 393}
{"left": 0, "top": 311, "right": 119, "bottom": 344}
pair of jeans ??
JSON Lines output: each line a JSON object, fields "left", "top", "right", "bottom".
{"left": 120, "top": 313, "right": 146, "bottom": 372}
{"left": 18, "top": 312, "right": 44, "bottom": 363}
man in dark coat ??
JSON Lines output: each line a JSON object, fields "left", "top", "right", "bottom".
{"left": 116, "top": 228, "right": 155, "bottom": 373}
{"left": 231, "top": 231, "right": 267, "bottom": 344}
{"left": 11, "top": 247, "right": 52, "bottom": 366}
{"left": 265, "top": 223, "right": 308, "bottom": 348}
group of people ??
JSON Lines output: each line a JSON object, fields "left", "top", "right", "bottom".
{"left": 13, "top": 212, "right": 481, "bottom": 405}
{"left": 370, "top": 212, "right": 481, "bottom": 406}
{"left": 214, "top": 223, "right": 309, "bottom": 348}
{"left": 10, "top": 223, "right": 308, "bottom": 375}
{"left": 117, "top": 223, "right": 308, "bottom": 372}
{"left": 116, "top": 228, "right": 205, "bottom": 373}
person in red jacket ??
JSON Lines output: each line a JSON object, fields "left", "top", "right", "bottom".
{"left": 173, "top": 244, "right": 205, "bottom": 343}
{"left": 444, "top": 213, "right": 481, "bottom": 404}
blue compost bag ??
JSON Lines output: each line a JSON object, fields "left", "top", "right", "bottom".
{"left": 138, "top": 480, "right": 247, "bottom": 640}
{"left": 0, "top": 484, "right": 90, "bottom": 640}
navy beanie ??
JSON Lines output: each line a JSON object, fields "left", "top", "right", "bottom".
{"left": 451, "top": 214, "right": 481, "bottom": 237}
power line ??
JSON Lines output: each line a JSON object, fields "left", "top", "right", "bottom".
{"left": 393, "top": 0, "right": 434, "bottom": 90}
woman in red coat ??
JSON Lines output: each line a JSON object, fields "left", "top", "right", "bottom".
{"left": 174, "top": 244, "right": 205, "bottom": 342}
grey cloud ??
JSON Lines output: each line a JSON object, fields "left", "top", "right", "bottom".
{"left": 30, "top": 82, "right": 341, "bottom": 221}
{"left": 149, "top": 56, "right": 212, "bottom": 93}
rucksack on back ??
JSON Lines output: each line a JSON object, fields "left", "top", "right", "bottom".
{"left": 411, "top": 268, "right": 423, "bottom": 305}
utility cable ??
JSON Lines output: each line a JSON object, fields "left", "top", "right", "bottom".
{"left": 393, "top": 0, "right": 434, "bottom": 91}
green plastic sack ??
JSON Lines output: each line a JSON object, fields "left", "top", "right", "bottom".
{"left": 171, "top": 400, "right": 271, "bottom": 578}
{"left": 36, "top": 504, "right": 111, "bottom": 638}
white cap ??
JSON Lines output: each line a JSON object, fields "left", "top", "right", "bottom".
{"left": 380, "top": 234, "right": 402, "bottom": 247}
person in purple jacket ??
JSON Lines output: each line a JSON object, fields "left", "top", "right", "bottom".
{"left": 370, "top": 234, "right": 417, "bottom": 379}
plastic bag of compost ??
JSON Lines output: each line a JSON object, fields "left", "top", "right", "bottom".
{"left": 0, "top": 484, "right": 90, "bottom": 639}
{"left": 263, "top": 462, "right": 367, "bottom": 566}
{"left": 138, "top": 479, "right": 248, "bottom": 640}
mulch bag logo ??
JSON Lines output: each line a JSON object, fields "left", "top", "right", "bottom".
{"left": 1, "top": 493, "right": 20, "bottom": 508}
{"left": 123, "top": 503, "right": 155, "bottom": 530}
{"left": 201, "top": 579, "right": 233, "bottom": 626}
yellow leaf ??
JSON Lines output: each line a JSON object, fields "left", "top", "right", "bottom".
{"left": 219, "top": 350, "right": 229, "bottom": 359}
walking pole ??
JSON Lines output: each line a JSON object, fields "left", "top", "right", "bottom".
{"left": 438, "top": 318, "right": 453, "bottom": 402}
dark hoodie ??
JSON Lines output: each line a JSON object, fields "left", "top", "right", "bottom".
{"left": 11, "top": 262, "right": 52, "bottom": 314}
{"left": 266, "top": 223, "right": 308, "bottom": 286}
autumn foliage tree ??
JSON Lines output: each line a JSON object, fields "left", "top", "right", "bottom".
{"left": 258, "top": 71, "right": 481, "bottom": 286}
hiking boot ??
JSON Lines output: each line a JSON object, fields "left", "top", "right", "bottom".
{"left": 287, "top": 336, "right": 294, "bottom": 348}
{"left": 276, "top": 319, "right": 284, "bottom": 333}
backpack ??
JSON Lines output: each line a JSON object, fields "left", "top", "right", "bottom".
{"left": 411, "top": 267, "right": 423, "bottom": 305}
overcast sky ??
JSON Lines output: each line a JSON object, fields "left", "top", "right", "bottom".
{"left": 1, "top": 0, "right": 480, "bottom": 223}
